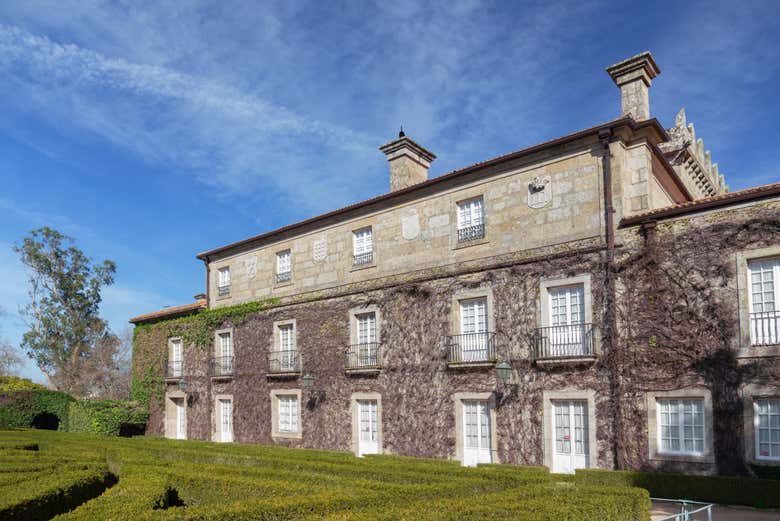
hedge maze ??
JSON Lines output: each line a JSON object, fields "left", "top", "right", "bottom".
{"left": 0, "top": 430, "right": 652, "bottom": 521}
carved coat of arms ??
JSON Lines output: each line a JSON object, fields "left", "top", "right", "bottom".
{"left": 527, "top": 176, "right": 551, "bottom": 209}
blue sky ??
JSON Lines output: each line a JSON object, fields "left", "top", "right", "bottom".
{"left": 0, "top": 1, "right": 778, "bottom": 383}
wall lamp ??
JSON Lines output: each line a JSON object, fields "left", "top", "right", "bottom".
{"left": 494, "top": 361, "right": 518, "bottom": 406}
{"left": 178, "top": 379, "right": 199, "bottom": 406}
{"left": 302, "top": 373, "right": 326, "bottom": 406}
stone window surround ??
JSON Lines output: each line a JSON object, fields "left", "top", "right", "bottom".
{"left": 350, "top": 392, "right": 383, "bottom": 456}
{"left": 212, "top": 394, "right": 233, "bottom": 443}
{"left": 215, "top": 264, "right": 231, "bottom": 300}
{"left": 645, "top": 387, "right": 714, "bottom": 464}
{"left": 214, "top": 327, "right": 234, "bottom": 357}
{"left": 538, "top": 274, "right": 593, "bottom": 328}
{"left": 741, "top": 383, "right": 780, "bottom": 465}
{"left": 542, "top": 389, "right": 598, "bottom": 471}
{"left": 164, "top": 390, "right": 186, "bottom": 440}
{"left": 452, "top": 392, "right": 498, "bottom": 465}
{"left": 270, "top": 389, "right": 303, "bottom": 439}
{"left": 348, "top": 305, "right": 382, "bottom": 345}
{"left": 736, "top": 246, "right": 780, "bottom": 358}
{"left": 272, "top": 319, "right": 298, "bottom": 352}
{"left": 450, "top": 286, "right": 495, "bottom": 337}
{"left": 451, "top": 193, "right": 489, "bottom": 250}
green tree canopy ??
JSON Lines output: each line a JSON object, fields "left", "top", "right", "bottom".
{"left": 14, "top": 227, "right": 117, "bottom": 397}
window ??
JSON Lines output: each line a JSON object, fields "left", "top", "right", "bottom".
{"left": 214, "top": 331, "right": 233, "bottom": 376}
{"left": 356, "top": 312, "right": 377, "bottom": 344}
{"left": 169, "top": 338, "right": 183, "bottom": 377}
{"left": 272, "top": 323, "right": 297, "bottom": 372}
{"left": 456, "top": 197, "right": 485, "bottom": 242}
{"left": 278, "top": 395, "right": 299, "bottom": 433}
{"left": 276, "top": 250, "right": 292, "bottom": 283}
{"left": 353, "top": 227, "right": 373, "bottom": 266}
{"left": 219, "top": 398, "right": 233, "bottom": 442}
{"left": 452, "top": 298, "right": 491, "bottom": 362}
{"left": 657, "top": 398, "right": 704, "bottom": 455}
{"left": 748, "top": 259, "right": 780, "bottom": 345}
{"left": 217, "top": 267, "right": 231, "bottom": 296}
{"left": 755, "top": 398, "right": 780, "bottom": 460}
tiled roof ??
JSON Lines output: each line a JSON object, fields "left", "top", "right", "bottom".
{"left": 620, "top": 181, "right": 780, "bottom": 227}
{"left": 129, "top": 299, "right": 207, "bottom": 324}
{"left": 197, "top": 116, "right": 667, "bottom": 260}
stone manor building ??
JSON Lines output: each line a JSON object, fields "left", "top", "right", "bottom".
{"left": 131, "top": 52, "right": 780, "bottom": 475}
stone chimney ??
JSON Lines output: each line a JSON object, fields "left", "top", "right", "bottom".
{"left": 379, "top": 130, "right": 436, "bottom": 192}
{"left": 606, "top": 52, "right": 661, "bottom": 121}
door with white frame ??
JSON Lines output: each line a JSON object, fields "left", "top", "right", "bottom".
{"left": 459, "top": 298, "right": 489, "bottom": 362}
{"left": 174, "top": 398, "right": 186, "bottom": 440}
{"left": 219, "top": 399, "right": 233, "bottom": 443}
{"left": 357, "top": 399, "right": 379, "bottom": 456}
{"left": 548, "top": 285, "right": 586, "bottom": 357}
{"left": 552, "top": 400, "right": 589, "bottom": 474}
{"left": 462, "top": 400, "right": 492, "bottom": 466}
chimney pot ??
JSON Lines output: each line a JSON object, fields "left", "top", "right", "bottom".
{"left": 606, "top": 51, "right": 660, "bottom": 121}
{"left": 379, "top": 133, "right": 436, "bottom": 192}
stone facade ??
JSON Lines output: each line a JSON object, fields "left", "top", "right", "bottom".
{"left": 132, "top": 52, "right": 780, "bottom": 476}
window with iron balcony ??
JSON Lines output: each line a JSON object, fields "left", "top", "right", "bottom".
{"left": 353, "top": 227, "right": 373, "bottom": 266}
{"left": 447, "top": 298, "right": 495, "bottom": 365}
{"left": 276, "top": 250, "right": 292, "bottom": 284}
{"left": 748, "top": 258, "right": 780, "bottom": 346}
{"left": 346, "top": 311, "right": 381, "bottom": 371}
{"left": 456, "top": 197, "right": 485, "bottom": 243}
{"left": 269, "top": 323, "right": 299, "bottom": 374}
{"left": 212, "top": 331, "right": 234, "bottom": 378}
{"left": 217, "top": 266, "right": 231, "bottom": 296}
{"left": 534, "top": 283, "right": 595, "bottom": 361}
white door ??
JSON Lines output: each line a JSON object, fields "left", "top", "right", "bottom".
{"left": 219, "top": 399, "right": 233, "bottom": 442}
{"left": 549, "top": 285, "right": 585, "bottom": 356}
{"left": 463, "top": 400, "right": 491, "bottom": 466}
{"left": 460, "top": 299, "right": 489, "bottom": 361}
{"left": 552, "top": 400, "right": 589, "bottom": 474}
{"left": 357, "top": 400, "right": 379, "bottom": 456}
{"left": 175, "top": 398, "right": 186, "bottom": 440}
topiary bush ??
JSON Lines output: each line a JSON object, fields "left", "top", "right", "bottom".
{"left": 68, "top": 400, "right": 149, "bottom": 437}
{"left": 0, "top": 390, "right": 75, "bottom": 431}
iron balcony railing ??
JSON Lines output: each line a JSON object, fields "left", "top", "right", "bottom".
{"left": 457, "top": 223, "right": 485, "bottom": 242}
{"left": 217, "top": 285, "right": 230, "bottom": 296}
{"left": 268, "top": 349, "right": 299, "bottom": 373}
{"left": 532, "top": 323, "right": 595, "bottom": 360}
{"left": 750, "top": 310, "right": 780, "bottom": 346}
{"left": 276, "top": 271, "right": 292, "bottom": 284}
{"left": 345, "top": 342, "right": 381, "bottom": 370}
{"left": 353, "top": 251, "right": 373, "bottom": 266}
{"left": 166, "top": 360, "right": 183, "bottom": 378}
{"left": 446, "top": 332, "right": 496, "bottom": 364}
{"left": 210, "top": 356, "right": 234, "bottom": 377}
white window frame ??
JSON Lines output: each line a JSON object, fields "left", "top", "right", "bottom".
{"left": 271, "top": 389, "right": 302, "bottom": 439}
{"left": 456, "top": 197, "right": 484, "bottom": 230}
{"left": 217, "top": 266, "right": 231, "bottom": 295}
{"left": 278, "top": 395, "right": 299, "bottom": 433}
{"left": 754, "top": 398, "right": 780, "bottom": 462}
{"left": 169, "top": 337, "right": 183, "bottom": 377}
{"left": 747, "top": 258, "right": 780, "bottom": 346}
{"left": 353, "top": 227, "right": 373, "bottom": 256}
{"left": 276, "top": 250, "right": 292, "bottom": 277}
{"left": 646, "top": 389, "right": 713, "bottom": 464}
{"left": 355, "top": 312, "right": 377, "bottom": 344}
{"left": 459, "top": 298, "right": 488, "bottom": 335}
{"left": 656, "top": 398, "right": 705, "bottom": 457}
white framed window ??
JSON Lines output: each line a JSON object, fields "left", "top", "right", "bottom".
{"left": 460, "top": 298, "right": 488, "bottom": 335}
{"left": 356, "top": 312, "right": 377, "bottom": 344}
{"left": 278, "top": 395, "right": 300, "bottom": 433}
{"left": 279, "top": 324, "right": 295, "bottom": 351}
{"left": 169, "top": 338, "right": 183, "bottom": 377}
{"left": 217, "top": 267, "right": 231, "bottom": 296}
{"left": 353, "top": 227, "right": 373, "bottom": 265}
{"left": 273, "top": 323, "right": 297, "bottom": 372}
{"left": 217, "top": 332, "right": 232, "bottom": 358}
{"left": 219, "top": 398, "right": 233, "bottom": 442}
{"left": 657, "top": 398, "right": 705, "bottom": 455}
{"left": 755, "top": 398, "right": 780, "bottom": 461}
{"left": 748, "top": 258, "right": 780, "bottom": 345}
{"left": 456, "top": 197, "right": 485, "bottom": 241}
{"left": 276, "top": 250, "right": 292, "bottom": 282}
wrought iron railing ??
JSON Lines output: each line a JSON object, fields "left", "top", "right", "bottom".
{"left": 532, "top": 323, "right": 595, "bottom": 360}
{"left": 750, "top": 310, "right": 780, "bottom": 346}
{"left": 210, "top": 356, "right": 234, "bottom": 377}
{"left": 217, "top": 285, "right": 230, "bottom": 296}
{"left": 446, "top": 332, "right": 496, "bottom": 364}
{"left": 345, "top": 342, "right": 381, "bottom": 370}
{"left": 268, "top": 350, "right": 299, "bottom": 373}
{"left": 457, "top": 223, "right": 485, "bottom": 242}
{"left": 353, "top": 251, "right": 373, "bottom": 266}
{"left": 276, "top": 271, "right": 292, "bottom": 284}
{"left": 166, "top": 360, "right": 183, "bottom": 378}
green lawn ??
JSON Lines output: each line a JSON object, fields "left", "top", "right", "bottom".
{"left": 0, "top": 430, "right": 650, "bottom": 520}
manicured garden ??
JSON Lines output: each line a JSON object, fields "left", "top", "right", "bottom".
{"left": 0, "top": 430, "right": 651, "bottom": 520}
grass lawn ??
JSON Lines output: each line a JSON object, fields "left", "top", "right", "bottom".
{"left": 0, "top": 430, "right": 650, "bottom": 520}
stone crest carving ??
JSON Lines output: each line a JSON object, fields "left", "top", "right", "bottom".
{"left": 401, "top": 213, "right": 420, "bottom": 240}
{"left": 312, "top": 238, "right": 327, "bottom": 262}
{"left": 244, "top": 256, "right": 257, "bottom": 279}
{"left": 527, "top": 176, "right": 551, "bottom": 208}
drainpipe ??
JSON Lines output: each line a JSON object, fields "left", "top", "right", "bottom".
{"left": 203, "top": 257, "right": 210, "bottom": 306}
{"left": 599, "top": 127, "right": 621, "bottom": 469}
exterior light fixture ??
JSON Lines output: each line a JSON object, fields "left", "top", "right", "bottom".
{"left": 302, "top": 373, "right": 325, "bottom": 404}
{"left": 178, "top": 379, "right": 188, "bottom": 392}
{"left": 495, "top": 361, "right": 512, "bottom": 385}
{"left": 302, "top": 373, "right": 315, "bottom": 389}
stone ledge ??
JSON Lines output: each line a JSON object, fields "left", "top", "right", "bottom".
{"left": 452, "top": 237, "right": 490, "bottom": 250}
{"left": 344, "top": 367, "right": 381, "bottom": 376}
{"left": 736, "top": 345, "right": 780, "bottom": 359}
{"left": 266, "top": 372, "right": 300, "bottom": 379}
{"left": 534, "top": 356, "right": 598, "bottom": 367}
{"left": 446, "top": 361, "right": 496, "bottom": 369}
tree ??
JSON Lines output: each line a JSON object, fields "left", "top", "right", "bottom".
{"left": 0, "top": 307, "right": 22, "bottom": 376}
{"left": 14, "top": 227, "right": 117, "bottom": 397}
{"left": 81, "top": 327, "right": 132, "bottom": 400}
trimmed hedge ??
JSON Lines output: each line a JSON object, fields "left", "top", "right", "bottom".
{"left": 0, "top": 376, "right": 48, "bottom": 392}
{"left": 575, "top": 468, "right": 780, "bottom": 509}
{"left": 0, "top": 390, "right": 74, "bottom": 431}
{"left": 68, "top": 400, "right": 148, "bottom": 436}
